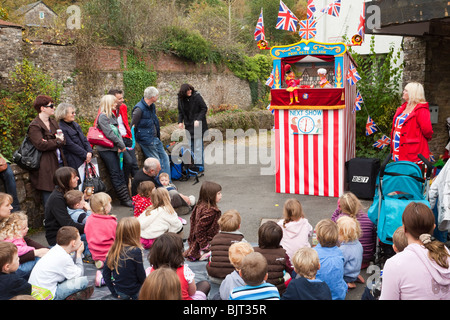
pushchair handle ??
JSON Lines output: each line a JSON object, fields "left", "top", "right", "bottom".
{"left": 379, "top": 153, "right": 392, "bottom": 178}
{"left": 418, "top": 154, "right": 433, "bottom": 179}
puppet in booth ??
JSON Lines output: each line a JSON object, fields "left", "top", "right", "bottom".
{"left": 317, "top": 68, "right": 332, "bottom": 88}
{"left": 285, "top": 64, "right": 308, "bottom": 105}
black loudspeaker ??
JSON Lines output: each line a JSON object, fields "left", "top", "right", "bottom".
{"left": 345, "top": 157, "right": 380, "bottom": 200}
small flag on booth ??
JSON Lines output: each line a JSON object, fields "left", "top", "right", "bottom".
{"left": 320, "top": 0, "right": 341, "bottom": 17}
{"left": 307, "top": 0, "right": 316, "bottom": 19}
{"left": 265, "top": 70, "right": 274, "bottom": 87}
{"left": 347, "top": 62, "right": 361, "bottom": 86}
{"left": 254, "top": 8, "right": 265, "bottom": 41}
{"left": 373, "top": 135, "right": 391, "bottom": 149}
{"left": 357, "top": 2, "right": 365, "bottom": 41}
{"left": 366, "top": 116, "right": 378, "bottom": 136}
{"left": 298, "top": 19, "right": 317, "bottom": 40}
{"left": 276, "top": 0, "right": 299, "bottom": 32}
{"left": 353, "top": 91, "right": 363, "bottom": 113}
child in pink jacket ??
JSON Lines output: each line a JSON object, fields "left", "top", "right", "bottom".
{"left": 85, "top": 192, "right": 117, "bottom": 269}
{"left": 277, "top": 198, "right": 313, "bottom": 261}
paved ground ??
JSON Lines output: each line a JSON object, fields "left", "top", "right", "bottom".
{"left": 29, "top": 135, "right": 375, "bottom": 300}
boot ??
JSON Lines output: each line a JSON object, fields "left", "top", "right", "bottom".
{"left": 116, "top": 185, "right": 133, "bottom": 207}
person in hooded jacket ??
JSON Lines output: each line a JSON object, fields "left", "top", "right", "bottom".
{"left": 177, "top": 84, "right": 208, "bottom": 171}
{"left": 277, "top": 198, "right": 313, "bottom": 262}
{"left": 380, "top": 202, "right": 450, "bottom": 300}
{"left": 390, "top": 82, "right": 433, "bottom": 163}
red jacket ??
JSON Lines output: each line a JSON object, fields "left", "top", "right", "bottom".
{"left": 390, "top": 102, "right": 433, "bottom": 162}
{"left": 113, "top": 104, "right": 132, "bottom": 139}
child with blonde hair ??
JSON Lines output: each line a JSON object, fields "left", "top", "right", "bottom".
{"left": 277, "top": 198, "right": 313, "bottom": 261}
{"left": 137, "top": 187, "right": 183, "bottom": 249}
{"left": 101, "top": 217, "right": 146, "bottom": 300}
{"left": 159, "top": 172, "right": 196, "bottom": 206}
{"left": 331, "top": 192, "right": 375, "bottom": 268}
{"left": 84, "top": 192, "right": 117, "bottom": 269}
{"left": 282, "top": 247, "right": 332, "bottom": 300}
{"left": 132, "top": 181, "right": 154, "bottom": 218}
{"left": 139, "top": 267, "right": 182, "bottom": 300}
{"left": 337, "top": 216, "right": 363, "bottom": 289}
{"left": 206, "top": 209, "right": 245, "bottom": 283}
{"left": 314, "top": 219, "right": 347, "bottom": 300}
{"left": 392, "top": 226, "right": 408, "bottom": 253}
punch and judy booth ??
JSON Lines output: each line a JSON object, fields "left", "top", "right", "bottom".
{"left": 270, "top": 40, "right": 357, "bottom": 197}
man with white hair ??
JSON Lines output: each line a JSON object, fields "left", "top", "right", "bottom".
{"left": 131, "top": 86, "right": 171, "bottom": 177}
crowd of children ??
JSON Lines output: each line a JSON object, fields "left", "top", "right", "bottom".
{"left": 2, "top": 169, "right": 449, "bottom": 301}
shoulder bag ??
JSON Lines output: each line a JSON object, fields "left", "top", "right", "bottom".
{"left": 82, "top": 161, "right": 106, "bottom": 194}
{"left": 12, "top": 135, "right": 42, "bottom": 171}
{"left": 87, "top": 111, "right": 114, "bottom": 148}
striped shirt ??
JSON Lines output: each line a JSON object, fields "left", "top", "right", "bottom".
{"left": 229, "top": 282, "right": 280, "bottom": 300}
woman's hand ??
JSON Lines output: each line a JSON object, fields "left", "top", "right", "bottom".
{"left": 86, "top": 152, "right": 92, "bottom": 163}
{"left": 194, "top": 120, "right": 199, "bottom": 128}
{"left": 178, "top": 123, "right": 184, "bottom": 129}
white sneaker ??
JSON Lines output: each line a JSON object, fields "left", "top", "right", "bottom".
{"left": 188, "top": 195, "right": 196, "bottom": 206}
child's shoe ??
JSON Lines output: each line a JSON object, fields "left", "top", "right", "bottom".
{"left": 188, "top": 195, "right": 196, "bottom": 206}
{"left": 95, "top": 270, "right": 105, "bottom": 287}
{"left": 95, "top": 260, "right": 104, "bottom": 269}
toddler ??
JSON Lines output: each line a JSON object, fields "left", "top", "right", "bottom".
{"left": 84, "top": 192, "right": 117, "bottom": 269}
{"left": 277, "top": 198, "right": 313, "bottom": 261}
{"left": 159, "top": 172, "right": 196, "bottom": 206}
{"left": 337, "top": 216, "right": 363, "bottom": 289}
{"left": 314, "top": 219, "right": 347, "bottom": 300}
{"left": 206, "top": 209, "right": 246, "bottom": 283}
{"left": 218, "top": 241, "right": 254, "bottom": 300}
{"left": 132, "top": 181, "right": 154, "bottom": 218}
{"left": 254, "top": 220, "right": 294, "bottom": 295}
{"left": 229, "top": 252, "right": 280, "bottom": 300}
{"left": 282, "top": 247, "right": 332, "bottom": 300}
{"left": 64, "top": 190, "right": 92, "bottom": 224}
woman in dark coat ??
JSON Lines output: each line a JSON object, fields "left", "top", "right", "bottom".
{"left": 27, "top": 95, "right": 67, "bottom": 206}
{"left": 177, "top": 84, "right": 208, "bottom": 171}
{"left": 55, "top": 103, "right": 93, "bottom": 171}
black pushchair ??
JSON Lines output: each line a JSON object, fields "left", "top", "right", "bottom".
{"left": 367, "top": 153, "right": 433, "bottom": 265}
{"left": 166, "top": 142, "right": 204, "bottom": 184}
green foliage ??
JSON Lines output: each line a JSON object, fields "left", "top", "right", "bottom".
{"left": 122, "top": 51, "right": 157, "bottom": 111}
{"left": 0, "top": 59, "right": 63, "bottom": 159}
{"left": 350, "top": 36, "right": 403, "bottom": 160}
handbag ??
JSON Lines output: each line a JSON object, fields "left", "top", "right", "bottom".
{"left": 87, "top": 112, "right": 114, "bottom": 148}
{"left": 82, "top": 161, "right": 106, "bottom": 193}
{"left": 12, "top": 135, "right": 42, "bottom": 171}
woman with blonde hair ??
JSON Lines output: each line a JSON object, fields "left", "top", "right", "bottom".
{"left": 96, "top": 94, "right": 132, "bottom": 207}
{"left": 137, "top": 187, "right": 183, "bottom": 249}
{"left": 380, "top": 202, "right": 450, "bottom": 300}
{"left": 390, "top": 82, "right": 433, "bottom": 163}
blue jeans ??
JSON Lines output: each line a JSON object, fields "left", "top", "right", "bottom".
{"left": 54, "top": 276, "right": 89, "bottom": 300}
{"left": 0, "top": 164, "right": 20, "bottom": 211}
{"left": 139, "top": 138, "right": 171, "bottom": 177}
{"left": 190, "top": 137, "right": 204, "bottom": 169}
{"left": 98, "top": 150, "right": 126, "bottom": 191}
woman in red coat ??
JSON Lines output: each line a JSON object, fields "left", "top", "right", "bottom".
{"left": 390, "top": 82, "right": 433, "bottom": 164}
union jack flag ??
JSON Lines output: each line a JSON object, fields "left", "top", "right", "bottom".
{"left": 307, "top": 0, "right": 316, "bottom": 19}
{"left": 320, "top": 0, "right": 341, "bottom": 17}
{"left": 254, "top": 8, "right": 265, "bottom": 41}
{"left": 265, "top": 70, "right": 274, "bottom": 87}
{"left": 357, "top": 2, "right": 365, "bottom": 41}
{"left": 347, "top": 62, "right": 361, "bottom": 86}
{"left": 276, "top": 0, "right": 299, "bottom": 32}
{"left": 298, "top": 19, "right": 317, "bottom": 40}
{"left": 353, "top": 91, "right": 363, "bottom": 113}
{"left": 373, "top": 135, "right": 391, "bottom": 149}
{"left": 365, "top": 116, "right": 378, "bottom": 136}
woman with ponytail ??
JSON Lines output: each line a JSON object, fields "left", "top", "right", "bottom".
{"left": 380, "top": 202, "right": 450, "bottom": 300}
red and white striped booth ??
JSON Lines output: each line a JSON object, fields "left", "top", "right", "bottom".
{"left": 270, "top": 40, "right": 357, "bottom": 197}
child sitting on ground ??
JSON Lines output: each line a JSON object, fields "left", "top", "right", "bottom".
{"left": 331, "top": 192, "right": 376, "bottom": 269}
{"left": 278, "top": 198, "right": 313, "bottom": 262}
{"left": 229, "top": 252, "right": 280, "bottom": 300}
{"left": 218, "top": 241, "right": 254, "bottom": 300}
{"left": 336, "top": 216, "right": 363, "bottom": 289}
{"left": 84, "top": 192, "right": 117, "bottom": 269}
{"left": 148, "top": 232, "right": 211, "bottom": 300}
{"left": 282, "top": 247, "right": 332, "bottom": 300}
{"left": 64, "top": 190, "right": 92, "bottom": 224}
{"left": 206, "top": 209, "right": 246, "bottom": 283}
{"left": 28, "top": 226, "right": 93, "bottom": 300}
{"left": 254, "top": 221, "right": 294, "bottom": 295}
{"left": 132, "top": 181, "right": 155, "bottom": 218}
{"left": 0, "top": 242, "right": 32, "bottom": 300}
{"left": 101, "top": 217, "right": 146, "bottom": 300}
{"left": 159, "top": 172, "right": 196, "bottom": 206}
{"left": 139, "top": 267, "right": 182, "bottom": 300}
{"left": 314, "top": 219, "right": 347, "bottom": 300}
{"left": 137, "top": 187, "right": 183, "bottom": 249}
